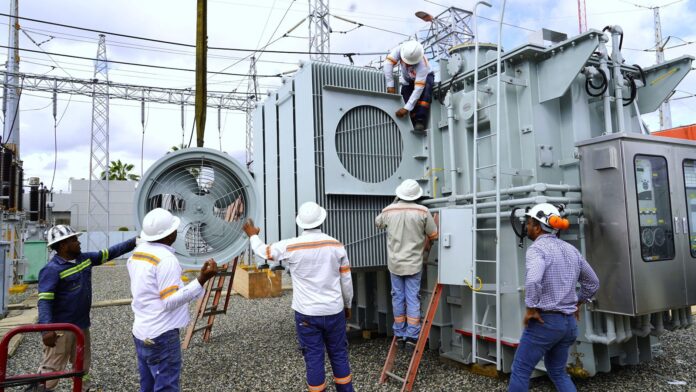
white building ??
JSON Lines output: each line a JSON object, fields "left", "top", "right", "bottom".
{"left": 52, "top": 179, "right": 137, "bottom": 231}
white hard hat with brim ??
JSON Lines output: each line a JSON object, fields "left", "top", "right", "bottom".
{"left": 140, "top": 208, "right": 181, "bottom": 242}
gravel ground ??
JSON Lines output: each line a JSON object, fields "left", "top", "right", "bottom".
{"left": 5, "top": 265, "right": 696, "bottom": 391}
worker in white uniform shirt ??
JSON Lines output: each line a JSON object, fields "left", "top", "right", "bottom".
{"left": 243, "top": 201, "right": 354, "bottom": 392}
{"left": 127, "top": 208, "right": 218, "bottom": 392}
{"left": 383, "top": 40, "right": 434, "bottom": 131}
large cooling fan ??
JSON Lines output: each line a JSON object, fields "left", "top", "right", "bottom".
{"left": 135, "top": 148, "right": 258, "bottom": 268}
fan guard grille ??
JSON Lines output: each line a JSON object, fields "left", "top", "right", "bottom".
{"left": 135, "top": 148, "right": 258, "bottom": 267}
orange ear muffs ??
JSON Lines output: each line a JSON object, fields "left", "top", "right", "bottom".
{"left": 548, "top": 215, "right": 570, "bottom": 230}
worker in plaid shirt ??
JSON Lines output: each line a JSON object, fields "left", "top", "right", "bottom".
{"left": 509, "top": 203, "right": 599, "bottom": 392}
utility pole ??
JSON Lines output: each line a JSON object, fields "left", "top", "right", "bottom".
{"left": 308, "top": 0, "right": 330, "bottom": 62}
{"left": 629, "top": 0, "right": 680, "bottom": 129}
{"left": 87, "top": 34, "right": 109, "bottom": 249}
{"left": 577, "top": 0, "right": 588, "bottom": 34}
{"left": 195, "top": 0, "right": 208, "bottom": 147}
{"left": 245, "top": 56, "right": 258, "bottom": 168}
{"left": 653, "top": 6, "right": 672, "bottom": 129}
{"left": 3, "top": 0, "right": 20, "bottom": 155}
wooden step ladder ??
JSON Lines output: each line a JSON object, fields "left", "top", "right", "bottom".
{"left": 379, "top": 282, "right": 443, "bottom": 392}
{"left": 182, "top": 256, "right": 239, "bottom": 349}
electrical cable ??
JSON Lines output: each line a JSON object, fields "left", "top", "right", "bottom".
{"left": 0, "top": 45, "right": 287, "bottom": 77}
{"left": 623, "top": 74, "right": 637, "bottom": 106}
{"left": 1, "top": 75, "right": 24, "bottom": 149}
{"left": 0, "top": 13, "right": 384, "bottom": 56}
{"left": 213, "top": 0, "right": 298, "bottom": 89}
{"left": 585, "top": 68, "right": 608, "bottom": 97}
{"left": 50, "top": 91, "right": 58, "bottom": 193}
{"left": 12, "top": 24, "right": 300, "bottom": 65}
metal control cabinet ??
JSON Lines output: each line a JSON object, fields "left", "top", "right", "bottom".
{"left": 437, "top": 207, "right": 474, "bottom": 286}
{"left": 578, "top": 133, "right": 696, "bottom": 315}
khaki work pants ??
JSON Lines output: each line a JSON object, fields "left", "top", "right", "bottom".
{"left": 38, "top": 328, "right": 91, "bottom": 391}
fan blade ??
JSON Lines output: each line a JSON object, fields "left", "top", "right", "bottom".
{"left": 149, "top": 166, "right": 201, "bottom": 199}
{"left": 199, "top": 213, "right": 245, "bottom": 251}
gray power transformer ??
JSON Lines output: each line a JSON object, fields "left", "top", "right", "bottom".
{"left": 252, "top": 26, "right": 694, "bottom": 377}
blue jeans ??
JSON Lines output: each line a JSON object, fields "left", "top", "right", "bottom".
{"left": 133, "top": 329, "right": 182, "bottom": 392}
{"left": 390, "top": 271, "right": 422, "bottom": 339}
{"left": 295, "top": 311, "right": 353, "bottom": 392}
{"left": 509, "top": 313, "right": 578, "bottom": 392}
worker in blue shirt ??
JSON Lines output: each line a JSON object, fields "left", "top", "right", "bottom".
{"left": 36, "top": 225, "right": 136, "bottom": 392}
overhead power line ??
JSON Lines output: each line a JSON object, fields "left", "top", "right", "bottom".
{"left": 0, "top": 12, "right": 383, "bottom": 56}
{"left": 0, "top": 44, "right": 288, "bottom": 77}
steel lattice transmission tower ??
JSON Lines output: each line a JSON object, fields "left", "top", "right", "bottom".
{"left": 308, "top": 0, "right": 330, "bottom": 62}
{"left": 88, "top": 34, "right": 110, "bottom": 250}
{"left": 417, "top": 7, "right": 474, "bottom": 61}
{"left": 246, "top": 56, "right": 258, "bottom": 167}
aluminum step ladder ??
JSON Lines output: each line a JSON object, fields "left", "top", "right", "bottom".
{"left": 470, "top": 2, "right": 506, "bottom": 370}
{"left": 182, "top": 256, "right": 239, "bottom": 349}
{"left": 379, "top": 282, "right": 443, "bottom": 392}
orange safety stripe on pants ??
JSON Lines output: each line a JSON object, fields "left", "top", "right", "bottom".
{"left": 339, "top": 266, "right": 351, "bottom": 274}
{"left": 407, "top": 316, "right": 421, "bottom": 325}
{"left": 418, "top": 100, "right": 430, "bottom": 108}
{"left": 308, "top": 381, "right": 326, "bottom": 391}
{"left": 334, "top": 374, "right": 352, "bottom": 384}
{"left": 394, "top": 315, "right": 406, "bottom": 323}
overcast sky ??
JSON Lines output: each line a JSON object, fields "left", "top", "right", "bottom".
{"left": 1, "top": 0, "right": 694, "bottom": 193}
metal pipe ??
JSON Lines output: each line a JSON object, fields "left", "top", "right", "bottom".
{"left": 651, "top": 312, "right": 665, "bottom": 336}
{"left": 422, "top": 183, "right": 581, "bottom": 206}
{"left": 468, "top": 208, "right": 583, "bottom": 220}
{"left": 623, "top": 316, "right": 633, "bottom": 342}
{"left": 615, "top": 315, "right": 626, "bottom": 343}
{"left": 446, "top": 92, "right": 459, "bottom": 196}
{"left": 685, "top": 307, "right": 693, "bottom": 329}
{"left": 473, "top": 196, "right": 581, "bottom": 210}
{"left": 609, "top": 26, "right": 626, "bottom": 132}
{"left": 597, "top": 36, "right": 613, "bottom": 134}
{"left": 632, "top": 314, "right": 652, "bottom": 337}
{"left": 585, "top": 312, "right": 617, "bottom": 344}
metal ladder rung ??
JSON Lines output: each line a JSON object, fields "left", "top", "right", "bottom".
{"left": 474, "top": 323, "right": 497, "bottom": 331}
{"left": 192, "top": 323, "right": 214, "bottom": 334}
{"left": 473, "top": 291, "right": 497, "bottom": 297}
{"left": 475, "top": 259, "right": 497, "bottom": 263}
{"left": 474, "top": 228, "right": 497, "bottom": 232}
{"left": 473, "top": 356, "right": 498, "bottom": 365}
{"left": 385, "top": 371, "right": 405, "bottom": 383}
{"left": 202, "top": 309, "right": 227, "bottom": 317}
{"left": 475, "top": 133, "right": 497, "bottom": 142}
{"left": 475, "top": 164, "right": 497, "bottom": 171}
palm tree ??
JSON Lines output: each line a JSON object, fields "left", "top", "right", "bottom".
{"left": 168, "top": 144, "right": 187, "bottom": 153}
{"left": 100, "top": 159, "right": 140, "bottom": 181}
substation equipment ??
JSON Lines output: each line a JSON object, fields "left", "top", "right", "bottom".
{"left": 250, "top": 25, "right": 695, "bottom": 376}
{"left": 0, "top": 148, "right": 46, "bottom": 317}
{"left": 134, "top": 147, "right": 259, "bottom": 269}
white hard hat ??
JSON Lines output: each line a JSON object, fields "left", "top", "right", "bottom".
{"left": 395, "top": 179, "right": 423, "bottom": 201}
{"left": 525, "top": 203, "right": 560, "bottom": 227}
{"left": 295, "top": 202, "right": 327, "bottom": 230}
{"left": 400, "top": 41, "right": 424, "bottom": 65}
{"left": 140, "top": 208, "right": 181, "bottom": 242}
{"left": 46, "top": 225, "right": 82, "bottom": 248}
